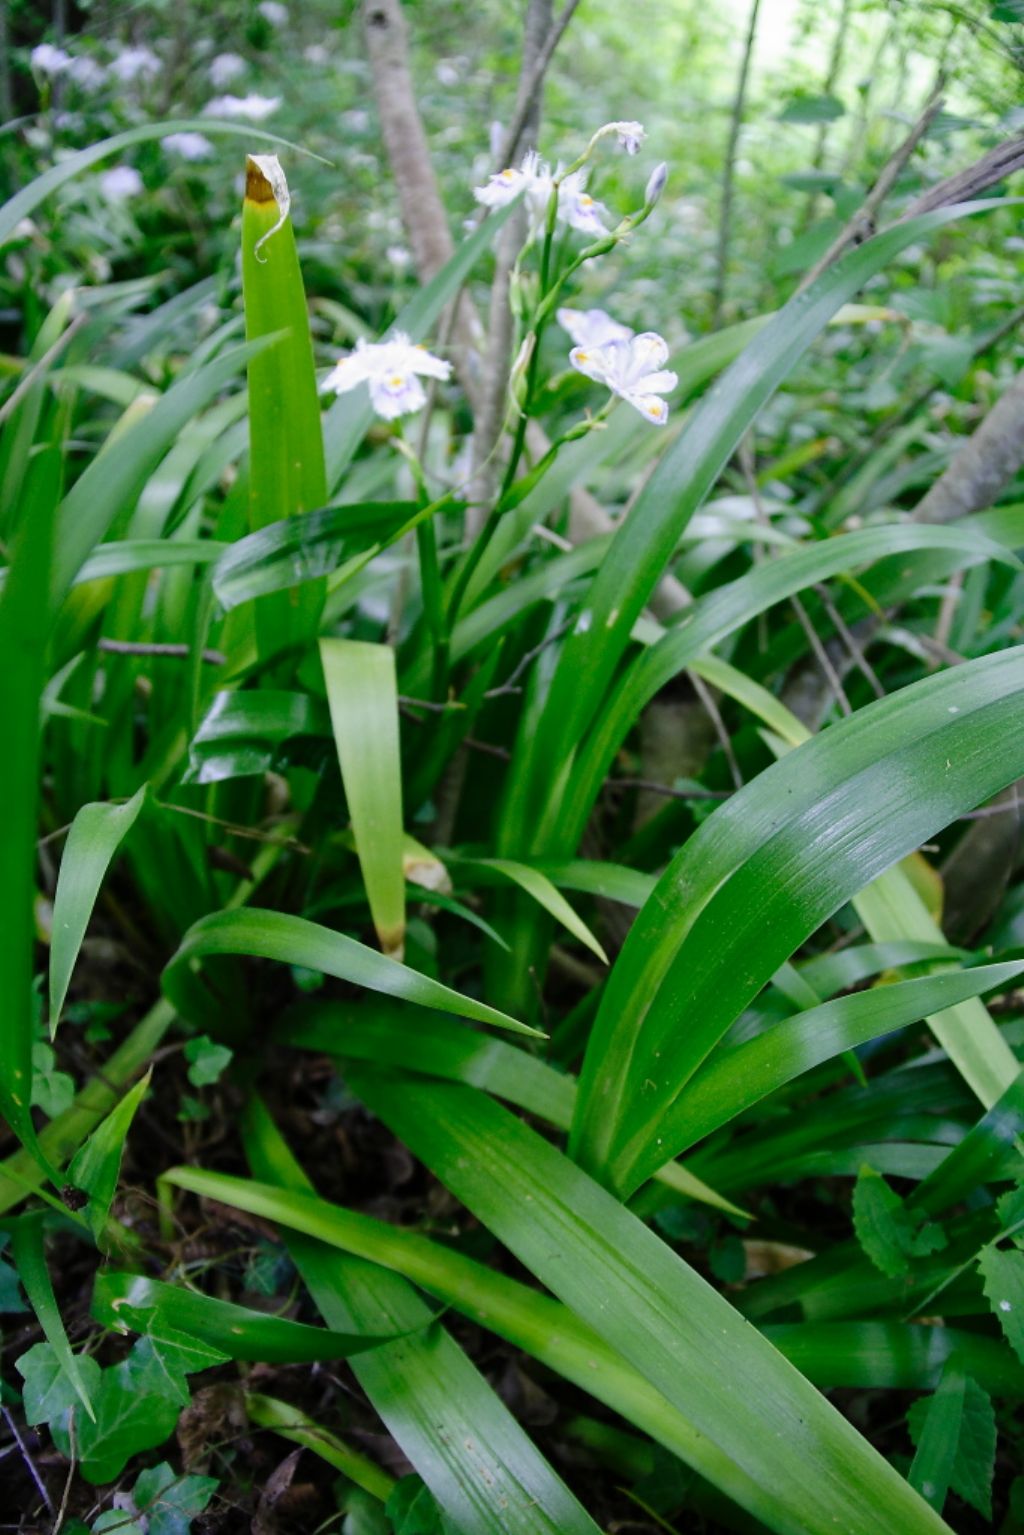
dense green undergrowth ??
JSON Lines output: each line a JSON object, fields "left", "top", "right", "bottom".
{"left": 4, "top": 4, "right": 1024, "bottom": 1532}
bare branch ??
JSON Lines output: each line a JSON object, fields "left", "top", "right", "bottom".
{"left": 797, "top": 79, "right": 945, "bottom": 294}
{"left": 899, "top": 129, "right": 1024, "bottom": 219}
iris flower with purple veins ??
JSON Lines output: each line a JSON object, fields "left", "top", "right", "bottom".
{"left": 321, "top": 334, "right": 451, "bottom": 421}
{"left": 570, "top": 332, "right": 677, "bottom": 425}
{"left": 558, "top": 171, "right": 609, "bottom": 235}
{"left": 556, "top": 307, "right": 633, "bottom": 348}
{"left": 473, "top": 149, "right": 553, "bottom": 222}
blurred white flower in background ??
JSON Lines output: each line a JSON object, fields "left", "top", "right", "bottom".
{"left": 321, "top": 333, "right": 451, "bottom": 421}
{"left": 558, "top": 170, "right": 608, "bottom": 235}
{"left": 30, "top": 44, "right": 70, "bottom": 76}
{"left": 209, "top": 53, "right": 246, "bottom": 87}
{"left": 204, "top": 93, "right": 281, "bottom": 121}
{"left": 99, "top": 166, "right": 144, "bottom": 201}
{"left": 258, "top": 1, "right": 289, "bottom": 25}
{"left": 108, "top": 46, "right": 160, "bottom": 83}
{"left": 341, "top": 108, "right": 370, "bottom": 133}
{"left": 569, "top": 331, "right": 676, "bottom": 425}
{"left": 163, "top": 132, "right": 214, "bottom": 161}
{"left": 436, "top": 60, "right": 460, "bottom": 86}
{"left": 304, "top": 44, "right": 330, "bottom": 65}
{"left": 386, "top": 245, "right": 412, "bottom": 270}
{"left": 66, "top": 55, "right": 106, "bottom": 90}
{"left": 557, "top": 307, "right": 633, "bottom": 348}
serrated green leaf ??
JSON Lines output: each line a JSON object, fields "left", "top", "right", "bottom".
{"left": 909, "top": 1367, "right": 996, "bottom": 1518}
{"left": 978, "top": 1244, "right": 1024, "bottom": 1361}
{"left": 853, "top": 1167, "right": 947, "bottom": 1278}
{"left": 996, "top": 1183, "right": 1024, "bottom": 1233}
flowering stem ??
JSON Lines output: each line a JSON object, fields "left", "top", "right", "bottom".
{"left": 394, "top": 435, "right": 449, "bottom": 699}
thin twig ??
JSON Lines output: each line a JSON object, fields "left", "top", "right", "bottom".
{"left": 931, "top": 567, "right": 964, "bottom": 668}
{"left": 604, "top": 777, "right": 732, "bottom": 802}
{"left": 899, "top": 128, "right": 1024, "bottom": 220}
{"left": 491, "top": 0, "right": 583, "bottom": 174}
{"left": 711, "top": 0, "right": 762, "bottom": 326}
{"left": 51, "top": 1410, "right": 76, "bottom": 1535}
{"left": 813, "top": 583, "right": 885, "bottom": 699}
{"left": 463, "top": 735, "right": 511, "bottom": 762}
{"left": 153, "top": 801, "right": 311, "bottom": 854}
{"left": 797, "top": 79, "right": 945, "bottom": 294}
{"left": 690, "top": 670, "right": 744, "bottom": 789}
{"left": 484, "top": 619, "right": 573, "bottom": 698}
{"left": 0, "top": 313, "right": 86, "bottom": 427}
{"left": 791, "top": 593, "right": 853, "bottom": 717}
{"left": 97, "top": 638, "right": 226, "bottom": 664}
{"left": 2, "top": 1406, "right": 51, "bottom": 1515}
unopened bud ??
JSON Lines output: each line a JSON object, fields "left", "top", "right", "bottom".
{"left": 644, "top": 161, "right": 668, "bottom": 209}
{"left": 509, "top": 332, "right": 536, "bottom": 410}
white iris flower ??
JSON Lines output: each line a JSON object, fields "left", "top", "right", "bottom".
{"left": 473, "top": 152, "right": 609, "bottom": 236}
{"left": 108, "top": 46, "right": 160, "bottom": 83}
{"left": 209, "top": 53, "right": 246, "bottom": 87}
{"left": 163, "top": 132, "right": 214, "bottom": 161}
{"left": 558, "top": 170, "right": 609, "bottom": 235}
{"left": 99, "top": 166, "right": 144, "bottom": 201}
{"left": 321, "top": 333, "right": 451, "bottom": 422}
{"left": 30, "top": 44, "right": 70, "bottom": 76}
{"left": 569, "top": 332, "right": 676, "bottom": 425}
{"left": 474, "top": 149, "right": 553, "bottom": 222}
{"left": 556, "top": 307, "right": 633, "bottom": 348}
{"left": 204, "top": 92, "right": 281, "bottom": 121}
{"left": 66, "top": 55, "right": 106, "bottom": 90}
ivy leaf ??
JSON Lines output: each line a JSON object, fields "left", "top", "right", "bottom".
{"left": 908, "top": 1369, "right": 996, "bottom": 1518}
{"left": 852, "top": 1164, "right": 947, "bottom": 1278}
{"left": 184, "top": 1035, "right": 234, "bottom": 1089}
{"left": 132, "top": 1461, "right": 218, "bottom": 1535}
{"left": 30, "top": 1041, "right": 75, "bottom": 1118}
{"left": 16, "top": 1341, "right": 102, "bottom": 1426}
{"left": 50, "top": 1341, "right": 185, "bottom": 1484}
{"left": 978, "top": 1244, "right": 1024, "bottom": 1363}
{"left": 92, "top": 1513, "right": 145, "bottom": 1535}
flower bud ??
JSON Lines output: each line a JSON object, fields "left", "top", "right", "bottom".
{"left": 644, "top": 161, "right": 668, "bottom": 210}
{"left": 509, "top": 332, "right": 536, "bottom": 410}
